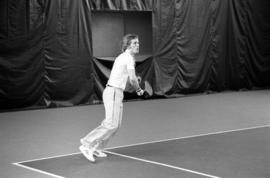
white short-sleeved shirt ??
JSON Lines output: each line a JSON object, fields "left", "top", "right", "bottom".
{"left": 107, "top": 52, "right": 135, "bottom": 90}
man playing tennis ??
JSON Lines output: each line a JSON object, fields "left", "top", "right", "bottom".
{"left": 79, "top": 34, "right": 144, "bottom": 162}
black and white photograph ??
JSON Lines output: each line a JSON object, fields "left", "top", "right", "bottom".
{"left": 0, "top": 0, "right": 270, "bottom": 178}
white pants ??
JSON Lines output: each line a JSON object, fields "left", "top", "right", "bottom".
{"left": 81, "top": 86, "right": 123, "bottom": 150}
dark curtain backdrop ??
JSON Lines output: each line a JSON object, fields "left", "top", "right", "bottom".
{"left": 42, "top": 0, "right": 93, "bottom": 107}
{"left": 0, "top": 0, "right": 270, "bottom": 110}
{"left": 0, "top": 0, "right": 44, "bottom": 109}
{"left": 227, "top": 0, "right": 270, "bottom": 89}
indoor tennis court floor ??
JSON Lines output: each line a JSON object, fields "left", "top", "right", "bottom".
{"left": 1, "top": 90, "right": 270, "bottom": 178}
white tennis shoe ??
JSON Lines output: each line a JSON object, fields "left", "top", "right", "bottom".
{"left": 94, "top": 150, "right": 107, "bottom": 158}
{"left": 79, "top": 145, "right": 95, "bottom": 162}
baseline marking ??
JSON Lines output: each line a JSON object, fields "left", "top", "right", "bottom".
{"left": 13, "top": 152, "right": 81, "bottom": 164}
{"left": 107, "top": 124, "right": 270, "bottom": 150}
{"left": 12, "top": 162, "right": 65, "bottom": 178}
{"left": 12, "top": 124, "right": 269, "bottom": 178}
{"left": 13, "top": 124, "right": 270, "bottom": 164}
{"left": 106, "top": 151, "right": 221, "bottom": 178}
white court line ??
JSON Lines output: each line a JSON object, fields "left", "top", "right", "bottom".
{"left": 107, "top": 124, "right": 270, "bottom": 150}
{"left": 106, "top": 151, "right": 221, "bottom": 178}
{"left": 12, "top": 162, "right": 65, "bottom": 178}
{"left": 13, "top": 152, "right": 81, "bottom": 164}
{"left": 12, "top": 152, "right": 81, "bottom": 178}
{"left": 13, "top": 124, "right": 270, "bottom": 163}
{"left": 12, "top": 124, "right": 270, "bottom": 177}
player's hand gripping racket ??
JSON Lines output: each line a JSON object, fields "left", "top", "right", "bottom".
{"left": 142, "top": 81, "right": 153, "bottom": 98}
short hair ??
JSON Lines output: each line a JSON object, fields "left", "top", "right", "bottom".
{"left": 121, "top": 34, "right": 139, "bottom": 52}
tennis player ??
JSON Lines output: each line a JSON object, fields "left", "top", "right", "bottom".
{"left": 79, "top": 34, "right": 144, "bottom": 162}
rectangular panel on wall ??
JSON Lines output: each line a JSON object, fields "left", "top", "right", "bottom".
{"left": 91, "top": 11, "right": 152, "bottom": 61}
{"left": 124, "top": 11, "right": 152, "bottom": 57}
{"left": 92, "top": 11, "right": 124, "bottom": 58}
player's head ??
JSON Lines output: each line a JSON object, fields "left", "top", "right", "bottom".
{"left": 121, "top": 34, "right": 139, "bottom": 54}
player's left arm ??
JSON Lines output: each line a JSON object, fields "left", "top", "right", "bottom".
{"left": 127, "top": 57, "right": 144, "bottom": 96}
{"left": 128, "top": 69, "right": 141, "bottom": 90}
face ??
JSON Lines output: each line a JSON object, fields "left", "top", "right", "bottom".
{"left": 128, "top": 38, "right": 139, "bottom": 55}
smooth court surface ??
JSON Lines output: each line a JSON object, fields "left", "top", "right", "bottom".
{"left": 17, "top": 126, "right": 270, "bottom": 178}
{"left": 1, "top": 90, "right": 270, "bottom": 177}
